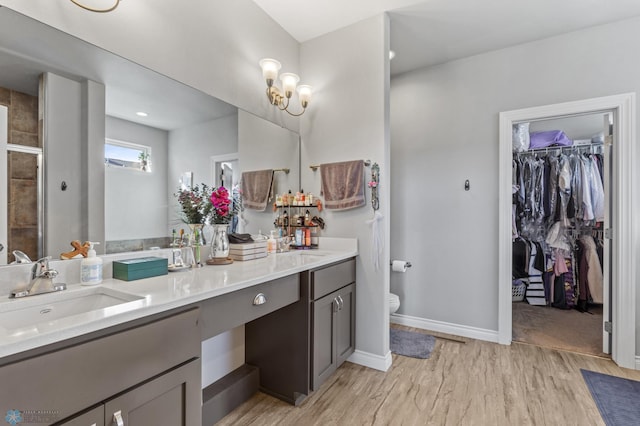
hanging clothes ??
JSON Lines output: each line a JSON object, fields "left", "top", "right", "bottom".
{"left": 577, "top": 235, "right": 603, "bottom": 304}
{"left": 513, "top": 145, "right": 605, "bottom": 310}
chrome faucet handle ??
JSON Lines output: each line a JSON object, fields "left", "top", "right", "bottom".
{"left": 12, "top": 250, "right": 32, "bottom": 264}
{"left": 32, "top": 256, "right": 54, "bottom": 278}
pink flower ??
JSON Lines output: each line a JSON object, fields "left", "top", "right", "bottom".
{"left": 368, "top": 181, "right": 378, "bottom": 188}
{"left": 210, "top": 186, "right": 234, "bottom": 224}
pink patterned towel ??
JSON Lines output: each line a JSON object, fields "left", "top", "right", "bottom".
{"left": 241, "top": 169, "right": 274, "bottom": 211}
{"left": 320, "top": 160, "right": 365, "bottom": 210}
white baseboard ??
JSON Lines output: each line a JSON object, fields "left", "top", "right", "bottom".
{"left": 390, "top": 313, "right": 499, "bottom": 343}
{"left": 348, "top": 349, "right": 392, "bottom": 372}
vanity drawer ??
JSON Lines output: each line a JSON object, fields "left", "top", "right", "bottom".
{"left": 311, "top": 258, "right": 356, "bottom": 300}
{"left": 199, "top": 273, "right": 300, "bottom": 340}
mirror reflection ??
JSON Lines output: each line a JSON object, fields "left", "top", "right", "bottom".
{"left": 0, "top": 7, "right": 300, "bottom": 264}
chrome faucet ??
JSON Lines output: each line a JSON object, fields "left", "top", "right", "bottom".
{"left": 10, "top": 256, "right": 67, "bottom": 298}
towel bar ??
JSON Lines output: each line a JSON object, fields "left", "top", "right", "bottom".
{"left": 309, "top": 159, "right": 371, "bottom": 171}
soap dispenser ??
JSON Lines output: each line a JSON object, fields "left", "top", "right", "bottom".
{"left": 81, "top": 242, "right": 103, "bottom": 285}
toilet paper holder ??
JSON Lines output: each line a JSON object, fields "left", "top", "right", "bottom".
{"left": 390, "top": 261, "right": 412, "bottom": 268}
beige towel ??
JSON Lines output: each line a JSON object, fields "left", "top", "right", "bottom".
{"left": 320, "top": 160, "right": 365, "bottom": 210}
{"left": 241, "top": 169, "right": 274, "bottom": 211}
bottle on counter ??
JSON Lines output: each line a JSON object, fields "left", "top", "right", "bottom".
{"left": 81, "top": 242, "right": 103, "bottom": 285}
{"left": 267, "top": 231, "right": 278, "bottom": 254}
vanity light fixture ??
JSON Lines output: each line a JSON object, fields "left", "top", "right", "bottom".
{"left": 259, "top": 58, "right": 312, "bottom": 117}
{"left": 70, "top": 0, "right": 121, "bottom": 13}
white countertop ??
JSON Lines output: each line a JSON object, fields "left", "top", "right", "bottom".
{"left": 0, "top": 241, "right": 357, "bottom": 360}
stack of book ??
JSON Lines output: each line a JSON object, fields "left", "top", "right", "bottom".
{"left": 228, "top": 240, "right": 268, "bottom": 261}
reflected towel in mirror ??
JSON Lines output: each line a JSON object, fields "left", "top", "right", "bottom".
{"left": 241, "top": 169, "right": 274, "bottom": 211}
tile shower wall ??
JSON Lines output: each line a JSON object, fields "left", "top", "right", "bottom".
{"left": 0, "top": 86, "right": 39, "bottom": 262}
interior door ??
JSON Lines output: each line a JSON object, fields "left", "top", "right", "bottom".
{"left": 0, "top": 105, "right": 7, "bottom": 265}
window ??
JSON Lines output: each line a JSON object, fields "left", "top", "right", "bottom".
{"left": 105, "top": 139, "right": 151, "bottom": 172}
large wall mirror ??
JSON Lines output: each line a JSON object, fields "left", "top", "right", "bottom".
{"left": 0, "top": 7, "right": 300, "bottom": 264}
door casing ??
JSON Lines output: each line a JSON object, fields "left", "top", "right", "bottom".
{"left": 498, "top": 93, "right": 637, "bottom": 370}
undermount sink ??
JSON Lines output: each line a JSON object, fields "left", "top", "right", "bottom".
{"left": 0, "top": 286, "right": 145, "bottom": 335}
{"left": 287, "top": 250, "right": 330, "bottom": 256}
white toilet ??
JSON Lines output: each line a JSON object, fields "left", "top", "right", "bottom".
{"left": 389, "top": 293, "right": 400, "bottom": 315}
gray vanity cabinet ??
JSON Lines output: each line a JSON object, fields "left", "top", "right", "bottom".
{"left": 245, "top": 257, "right": 356, "bottom": 404}
{"left": 0, "top": 308, "right": 201, "bottom": 426}
{"left": 311, "top": 261, "right": 356, "bottom": 391}
{"left": 58, "top": 406, "right": 104, "bottom": 426}
{"left": 102, "top": 360, "right": 200, "bottom": 426}
{"left": 60, "top": 360, "right": 200, "bottom": 426}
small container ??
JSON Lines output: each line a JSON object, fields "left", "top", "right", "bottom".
{"left": 267, "top": 231, "right": 278, "bottom": 254}
{"left": 113, "top": 257, "right": 168, "bottom": 281}
{"left": 305, "top": 228, "right": 311, "bottom": 246}
{"left": 81, "top": 242, "right": 103, "bottom": 285}
{"left": 295, "top": 229, "right": 303, "bottom": 246}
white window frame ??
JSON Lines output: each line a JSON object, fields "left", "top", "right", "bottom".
{"left": 105, "top": 138, "right": 152, "bottom": 173}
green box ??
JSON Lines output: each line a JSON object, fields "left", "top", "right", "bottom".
{"left": 112, "top": 256, "right": 168, "bottom": 281}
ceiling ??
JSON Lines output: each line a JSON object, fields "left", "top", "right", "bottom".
{"left": 253, "top": 0, "right": 640, "bottom": 76}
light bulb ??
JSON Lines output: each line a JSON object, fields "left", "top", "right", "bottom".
{"left": 280, "top": 73, "right": 300, "bottom": 98}
{"left": 259, "top": 58, "right": 281, "bottom": 87}
{"left": 297, "top": 85, "right": 312, "bottom": 108}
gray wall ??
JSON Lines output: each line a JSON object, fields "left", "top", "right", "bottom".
{"left": 43, "top": 73, "right": 105, "bottom": 257}
{"left": 391, "top": 16, "right": 640, "bottom": 350}
{"left": 238, "top": 110, "right": 300, "bottom": 236}
{"left": 300, "top": 15, "right": 391, "bottom": 363}
{"left": 168, "top": 112, "right": 238, "bottom": 237}
{"left": 105, "top": 116, "right": 168, "bottom": 241}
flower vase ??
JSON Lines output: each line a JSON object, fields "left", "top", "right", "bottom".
{"left": 208, "top": 224, "right": 230, "bottom": 263}
{"left": 187, "top": 224, "right": 205, "bottom": 246}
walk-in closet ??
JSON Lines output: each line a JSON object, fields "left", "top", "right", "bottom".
{"left": 511, "top": 112, "right": 610, "bottom": 358}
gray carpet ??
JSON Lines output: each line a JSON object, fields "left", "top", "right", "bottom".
{"left": 390, "top": 328, "right": 435, "bottom": 359}
{"left": 581, "top": 369, "right": 640, "bottom": 426}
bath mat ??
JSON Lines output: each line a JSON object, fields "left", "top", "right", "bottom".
{"left": 581, "top": 369, "right": 640, "bottom": 426}
{"left": 390, "top": 328, "right": 435, "bottom": 359}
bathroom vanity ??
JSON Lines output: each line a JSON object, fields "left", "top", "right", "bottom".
{"left": 0, "top": 244, "right": 357, "bottom": 425}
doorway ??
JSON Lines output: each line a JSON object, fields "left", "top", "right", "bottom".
{"left": 498, "top": 94, "right": 637, "bottom": 370}
{"left": 511, "top": 112, "right": 611, "bottom": 357}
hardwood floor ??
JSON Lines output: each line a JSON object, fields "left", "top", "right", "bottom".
{"left": 217, "top": 326, "right": 640, "bottom": 425}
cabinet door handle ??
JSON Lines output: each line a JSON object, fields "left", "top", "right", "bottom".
{"left": 113, "top": 410, "right": 124, "bottom": 426}
{"left": 333, "top": 297, "right": 339, "bottom": 313}
{"left": 337, "top": 295, "right": 344, "bottom": 310}
{"left": 253, "top": 293, "right": 267, "bottom": 305}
